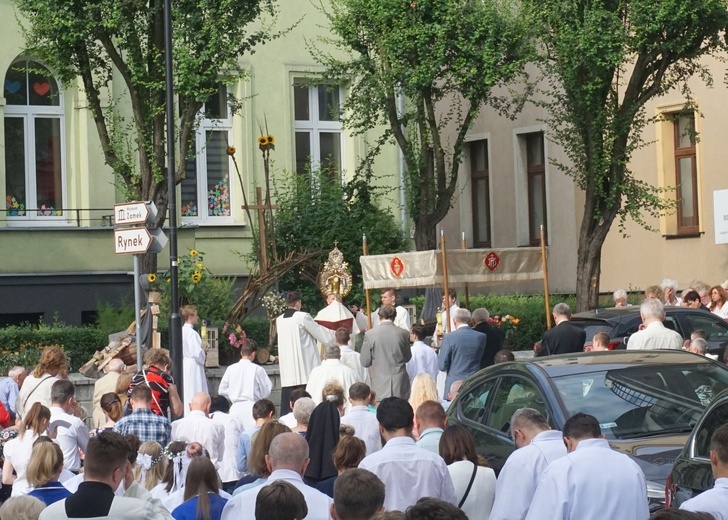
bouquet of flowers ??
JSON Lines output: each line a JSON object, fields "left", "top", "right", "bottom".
{"left": 261, "top": 290, "right": 287, "bottom": 319}
{"left": 488, "top": 314, "right": 520, "bottom": 338}
{"left": 222, "top": 322, "right": 247, "bottom": 349}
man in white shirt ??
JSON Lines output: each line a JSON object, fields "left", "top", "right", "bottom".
{"left": 306, "top": 345, "right": 360, "bottom": 411}
{"left": 358, "top": 397, "right": 457, "bottom": 511}
{"left": 218, "top": 339, "right": 273, "bottom": 432}
{"left": 209, "top": 396, "right": 243, "bottom": 492}
{"left": 442, "top": 289, "right": 459, "bottom": 333}
{"left": 370, "top": 288, "right": 411, "bottom": 331}
{"left": 526, "top": 413, "right": 649, "bottom": 520}
{"left": 277, "top": 291, "right": 335, "bottom": 415}
{"left": 93, "top": 359, "right": 125, "bottom": 427}
{"left": 171, "top": 392, "right": 225, "bottom": 469}
{"left": 181, "top": 305, "right": 208, "bottom": 415}
{"left": 222, "top": 432, "right": 332, "bottom": 520}
{"left": 490, "top": 408, "right": 567, "bottom": 520}
{"left": 49, "top": 380, "right": 90, "bottom": 473}
{"left": 626, "top": 298, "right": 683, "bottom": 350}
{"left": 680, "top": 423, "right": 728, "bottom": 518}
{"left": 406, "top": 323, "right": 438, "bottom": 384}
{"left": 336, "top": 328, "right": 370, "bottom": 385}
{"left": 340, "top": 383, "right": 381, "bottom": 455}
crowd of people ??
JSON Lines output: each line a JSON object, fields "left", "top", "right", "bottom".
{"left": 0, "top": 281, "right": 727, "bottom": 520}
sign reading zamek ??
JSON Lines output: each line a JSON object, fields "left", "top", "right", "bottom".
{"left": 113, "top": 201, "right": 168, "bottom": 255}
{"left": 114, "top": 202, "right": 150, "bottom": 226}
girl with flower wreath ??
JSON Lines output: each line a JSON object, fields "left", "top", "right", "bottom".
{"left": 134, "top": 441, "right": 167, "bottom": 491}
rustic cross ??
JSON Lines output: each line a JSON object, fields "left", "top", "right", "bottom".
{"left": 241, "top": 186, "right": 279, "bottom": 273}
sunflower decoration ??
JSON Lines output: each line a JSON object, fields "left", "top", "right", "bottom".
{"left": 257, "top": 118, "right": 275, "bottom": 152}
{"left": 147, "top": 273, "right": 157, "bottom": 284}
{"left": 191, "top": 271, "right": 202, "bottom": 284}
{"left": 190, "top": 250, "right": 199, "bottom": 257}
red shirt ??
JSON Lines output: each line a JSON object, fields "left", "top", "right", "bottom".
{"left": 128, "top": 365, "right": 174, "bottom": 417}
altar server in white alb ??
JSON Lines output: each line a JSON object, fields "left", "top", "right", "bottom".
{"left": 305, "top": 345, "right": 360, "bottom": 412}
{"left": 680, "top": 423, "right": 728, "bottom": 518}
{"left": 490, "top": 408, "right": 567, "bottom": 520}
{"left": 335, "top": 327, "right": 370, "bottom": 385}
{"left": 370, "top": 288, "right": 411, "bottom": 331}
{"left": 525, "top": 413, "right": 649, "bottom": 520}
{"left": 218, "top": 338, "right": 273, "bottom": 432}
{"left": 181, "top": 305, "right": 208, "bottom": 415}
{"left": 276, "top": 291, "right": 335, "bottom": 415}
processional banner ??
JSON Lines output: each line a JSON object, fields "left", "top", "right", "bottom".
{"left": 360, "top": 248, "right": 544, "bottom": 289}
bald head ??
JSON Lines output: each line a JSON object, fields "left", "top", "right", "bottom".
{"left": 107, "top": 359, "right": 125, "bottom": 374}
{"left": 189, "top": 392, "right": 211, "bottom": 413}
{"left": 268, "top": 433, "right": 310, "bottom": 475}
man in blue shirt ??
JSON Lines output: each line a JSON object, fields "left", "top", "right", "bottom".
{"left": 414, "top": 400, "right": 446, "bottom": 454}
{"left": 0, "top": 366, "right": 26, "bottom": 421}
{"left": 114, "top": 384, "right": 171, "bottom": 446}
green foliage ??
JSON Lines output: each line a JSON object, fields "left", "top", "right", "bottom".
{"left": 315, "top": 0, "right": 534, "bottom": 249}
{"left": 522, "top": 0, "right": 728, "bottom": 309}
{"left": 274, "top": 169, "right": 408, "bottom": 311}
{"left": 0, "top": 322, "right": 106, "bottom": 374}
{"left": 94, "top": 300, "right": 136, "bottom": 340}
{"left": 241, "top": 317, "right": 270, "bottom": 351}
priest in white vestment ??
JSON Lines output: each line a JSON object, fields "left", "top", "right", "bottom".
{"left": 334, "top": 327, "right": 370, "bottom": 385}
{"left": 680, "top": 423, "right": 728, "bottom": 518}
{"left": 276, "top": 291, "right": 335, "bottom": 414}
{"left": 490, "top": 408, "right": 567, "bottom": 520}
{"left": 370, "top": 288, "right": 411, "bottom": 331}
{"left": 181, "top": 305, "right": 208, "bottom": 416}
{"left": 218, "top": 340, "right": 273, "bottom": 431}
{"left": 525, "top": 413, "right": 649, "bottom": 520}
{"left": 305, "top": 345, "right": 361, "bottom": 412}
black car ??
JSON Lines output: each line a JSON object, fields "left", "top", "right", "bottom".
{"left": 666, "top": 388, "right": 728, "bottom": 508}
{"left": 446, "top": 350, "right": 728, "bottom": 511}
{"left": 570, "top": 307, "right": 728, "bottom": 356}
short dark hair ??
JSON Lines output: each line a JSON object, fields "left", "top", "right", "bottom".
{"left": 130, "top": 384, "right": 152, "bottom": 404}
{"left": 335, "top": 327, "right": 351, "bottom": 345}
{"left": 684, "top": 290, "right": 701, "bottom": 303}
{"left": 692, "top": 329, "right": 708, "bottom": 341}
{"left": 240, "top": 338, "right": 259, "bottom": 357}
{"left": 84, "top": 431, "right": 130, "bottom": 479}
{"left": 349, "top": 382, "right": 371, "bottom": 401}
{"left": 255, "top": 480, "right": 308, "bottom": 520}
{"left": 447, "top": 289, "right": 457, "bottom": 299}
{"left": 593, "top": 332, "right": 610, "bottom": 347}
{"left": 378, "top": 304, "right": 396, "bottom": 321}
{"left": 253, "top": 399, "right": 276, "bottom": 420}
{"left": 289, "top": 388, "right": 311, "bottom": 406}
{"left": 494, "top": 349, "right": 515, "bottom": 363}
{"left": 332, "top": 435, "right": 366, "bottom": 472}
{"left": 415, "top": 401, "right": 446, "bottom": 429}
{"left": 285, "top": 291, "right": 302, "bottom": 307}
{"left": 649, "top": 510, "right": 716, "bottom": 520}
{"left": 210, "top": 395, "right": 230, "bottom": 414}
{"left": 334, "top": 468, "right": 385, "bottom": 520}
{"left": 710, "top": 424, "right": 728, "bottom": 465}
{"left": 405, "top": 497, "right": 467, "bottom": 520}
{"left": 376, "top": 397, "right": 413, "bottom": 432}
{"left": 563, "top": 412, "right": 601, "bottom": 440}
{"left": 50, "top": 379, "right": 75, "bottom": 405}
{"left": 411, "top": 323, "right": 427, "bottom": 341}
{"left": 123, "top": 434, "right": 141, "bottom": 464}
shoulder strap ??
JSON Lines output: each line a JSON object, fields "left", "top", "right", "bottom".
{"left": 458, "top": 461, "right": 479, "bottom": 509}
{"left": 21, "top": 375, "right": 53, "bottom": 413}
{"left": 141, "top": 370, "right": 163, "bottom": 413}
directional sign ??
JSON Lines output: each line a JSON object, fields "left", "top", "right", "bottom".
{"left": 114, "top": 202, "right": 150, "bottom": 226}
{"left": 114, "top": 227, "right": 152, "bottom": 255}
{"left": 148, "top": 227, "right": 169, "bottom": 254}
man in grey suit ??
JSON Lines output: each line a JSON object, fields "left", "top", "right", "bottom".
{"left": 361, "top": 304, "right": 412, "bottom": 400}
{"left": 438, "top": 308, "right": 486, "bottom": 397}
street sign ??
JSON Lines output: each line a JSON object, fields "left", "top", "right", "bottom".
{"left": 148, "top": 227, "right": 169, "bottom": 254}
{"left": 114, "top": 202, "right": 150, "bottom": 226}
{"left": 114, "top": 227, "right": 152, "bottom": 255}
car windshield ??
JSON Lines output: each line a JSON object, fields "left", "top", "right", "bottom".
{"left": 552, "top": 363, "right": 728, "bottom": 440}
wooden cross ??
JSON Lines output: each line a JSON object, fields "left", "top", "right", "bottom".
{"left": 242, "top": 187, "right": 279, "bottom": 273}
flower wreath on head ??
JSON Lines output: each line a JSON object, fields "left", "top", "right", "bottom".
{"left": 136, "top": 451, "right": 164, "bottom": 482}
{"left": 163, "top": 443, "right": 185, "bottom": 461}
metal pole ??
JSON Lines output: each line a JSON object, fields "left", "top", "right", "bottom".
{"left": 363, "top": 235, "right": 372, "bottom": 330}
{"left": 164, "top": 0, "right": 183, "bottom": 403}
{"left": 441, "top": 230, "right": 451, "bottom": 333}
{"left": 133, "top": 255, "right": 143, "bottom": 366}
{"left": 541, "top": 224, "right": 552, "bottom": 329}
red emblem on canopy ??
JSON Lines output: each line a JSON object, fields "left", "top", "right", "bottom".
{"left": 484, "top": 251, "right": 500, "bottom": 272}
{"left": 390, "top": 256, "right": 405, "bottom": 277}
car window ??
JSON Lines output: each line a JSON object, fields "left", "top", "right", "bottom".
{"left": 682, "top": 313, "right": 728, "bottom": 343}
{"left": 486, "top": 376, "right": 545, "bottom": 433}
{"left": 664, "top": 316, "right": 682, "bottom": 335}
{"left": 693, "top": 401, "right": 728, "bottom": 459}
{"left": 458, "top": 379, "right": 496, "bottom": 425}
{"left": 553, "top": 364, "right": 728, "bottom": 440}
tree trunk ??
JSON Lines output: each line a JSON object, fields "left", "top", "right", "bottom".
{"left": 413, "top": 216, "right": 437, "bottom": 251}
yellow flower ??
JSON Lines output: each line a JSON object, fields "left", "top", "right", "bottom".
{"left": 257, "top": 136, "right": 268, "bottom": 147}
{"left": 191, "top": 273, "right": 202, "bottom": 284}
{"left": 147, "top": 273, "right": 157, "bottom": 284}
{"left": 266, "top": 135, "right": 275, "bottom": 145}
{"left": 196, "top": 263, "right": 204, "bottom": 269}
{"left": 190, "top": 250, "right": 199, "bottom": 257}
{"left": 166, "top": 278, "right": 171, "bottom": 284}
{"left": 226, "top": 146, "right": 236, "bottom": 156}
{"left": 193, "top": 270, "right": 202, "bottom": 277}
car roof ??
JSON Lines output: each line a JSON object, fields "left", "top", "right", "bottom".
{"left": 517, "top": 350, "right": 715, "bottom": 378}
{"left": 574, "top": 307, "right": 701, "bottom": 319}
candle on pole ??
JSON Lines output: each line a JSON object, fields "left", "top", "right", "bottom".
{"left": 441, "top": 229, "right": 451, "bottom": 333}
{"left": 362, "top": 234, "right": 373, "bottom": 330}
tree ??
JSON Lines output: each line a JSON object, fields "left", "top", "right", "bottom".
{"left": 525, "top": 0, "right": 728, "bottom": 310}
{"left": 13, "top": 0, "right": 277, "bottom": 272}
{"left": 315, "top": 0, "right": 533, "bottom": 250}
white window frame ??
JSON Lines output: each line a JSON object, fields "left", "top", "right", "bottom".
{"left": 293, "top": 82, "right": 345, "bottom": 179}
{"left": 181, "top": 88, "right": 235, "bottom": 225}
{"left": 4, "top": 59, "right": 68, "bottom": 226}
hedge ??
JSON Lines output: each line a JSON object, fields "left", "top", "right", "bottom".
{"left": 0, "top": 324, "right": 106, "bottom": 374}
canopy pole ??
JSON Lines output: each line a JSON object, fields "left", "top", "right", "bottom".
{"left": 363, "top": 235, "right": 372, "bottom": 330}
{"left": 441, "top": 230, "right": 451, "bottom": 333}
{"left": 541, "top": 225, "right": 552, "bottom": 329}
{"left": 461, "top": 232, "right": 470, "bottom": 310}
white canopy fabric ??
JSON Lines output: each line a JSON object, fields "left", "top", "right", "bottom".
{"left": 359, "top": 248, "right": 544, "bottom": 289}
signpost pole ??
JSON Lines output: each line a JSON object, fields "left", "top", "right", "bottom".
{"left": 133, "top": 255, "right": 143, "bottom": 365}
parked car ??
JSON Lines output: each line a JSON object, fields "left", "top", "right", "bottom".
{"left": 570, "top": 307, "right": 728, "bottom": 356}
{"left": 446, "top": 350, "right": 728, "bottom": 512}
{"left": 665, "top": 388, "right": 728, "bottom": 508}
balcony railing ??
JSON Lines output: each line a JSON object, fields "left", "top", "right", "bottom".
{"left": 1, "top": 208, "right": 115, "bottom": 227}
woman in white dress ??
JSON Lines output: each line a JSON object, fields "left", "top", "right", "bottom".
{"left": 16, "top": 346, "right": 67, "bottom": 421}
{"left": 709, "top": 286, "right": 728, "bottom": 319}
{"left": 2, "top": 402, "right": 51, "bottom": 496}
{"left": 439, "top": 424, "right": 496, "bottom": 520}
